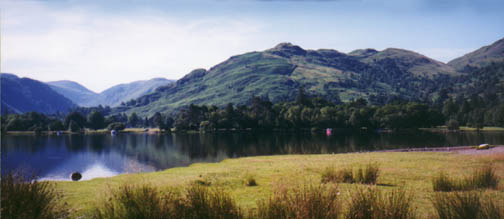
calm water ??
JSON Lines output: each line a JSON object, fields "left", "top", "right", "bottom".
{"left": 2, "top": 131, "right": 504, "bottom": 181}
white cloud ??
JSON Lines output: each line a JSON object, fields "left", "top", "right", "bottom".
{"left": 1, "top": 1, "right": 268, "bottom": 92}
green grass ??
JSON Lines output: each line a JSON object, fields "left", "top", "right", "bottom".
{"left": 53, "top": 150, "right": 504, "bottom": 218}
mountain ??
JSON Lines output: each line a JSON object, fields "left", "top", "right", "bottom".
{"left": 47, "top": 80, "right": 99, "bottom": 107}
{"left": 99, "top": 78, "right": 174, "bottom": 107}
{"left": 47, "top": 78, "right": 174, "bottom": 107}
{"left": 448, "top": 37, "right": 504, "bottom": 71}
{"left": 1, "top": 73, "right": 76, "bottom": 114}
{"left": 116, "top": 42, "right": 461, "bottom": 117}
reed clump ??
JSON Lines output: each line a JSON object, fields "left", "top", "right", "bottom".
{"left": 345, "top": 186, "right": 416, "bottom": 219}
{"left": 1, "top": 172, "right": 69, "bottom": 219}
{"left": 255, "top": 184, "right": 341, "bottom": 219}
{"left": 93, "top": 184, "right": 243, "bottom": 219}
{"left": 321, "top": 163, "right": 379, "bottom": 185}
{"left": 432, "top": 165, "right": 499, "bottom": 192}
{"left": 431, "top": 191, "right": 503, "bottom": 219}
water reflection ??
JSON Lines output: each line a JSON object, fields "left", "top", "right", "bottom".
{"left": 2, "top": 131, "right": 504, "bottom": 181}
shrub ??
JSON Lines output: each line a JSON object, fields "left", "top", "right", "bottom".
{"left": 345, "top": 186, "right": 416, "bottom": 219}
{"left": 431, "top": 191, "right": 503, "bottom": 219}
{"left": 93, "top": 184, "right": 243, "bottom": 219}
{"left": 1, "top": 172, "right": 69, "bottom": 219}
{"left": 256, "top": 184, "right": 341, "bottom": 219}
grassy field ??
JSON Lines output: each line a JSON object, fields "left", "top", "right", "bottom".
{"left": 54, "top": 149, "right": 504, "bottom": 218}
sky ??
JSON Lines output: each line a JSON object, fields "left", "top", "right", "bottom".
{"left": 1, "top": 0, "right": 503, "bottom": 93}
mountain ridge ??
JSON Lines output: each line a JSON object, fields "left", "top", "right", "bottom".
{"left": 114, "top": 41, "right": 473, "bottom": 117}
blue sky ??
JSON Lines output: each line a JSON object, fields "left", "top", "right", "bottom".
{"left": 2, "top": 0, "right": 503, "bottom": 92}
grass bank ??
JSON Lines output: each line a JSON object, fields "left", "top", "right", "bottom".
{"left": 54, "top": 149, "right": 504, "bottom": 218}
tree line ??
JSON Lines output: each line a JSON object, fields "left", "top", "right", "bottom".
{"left": 6, "top": 85, "right": 504, "bottom": 133}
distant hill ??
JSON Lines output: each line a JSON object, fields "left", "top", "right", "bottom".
{"left": 448, "top": 37, "right": 504, "bottom": 71}
{"left": 1, "top": 73, "right": 76, "bottom": 114}
{"left": 47, "top": 78, "right": 174, "bottom": 107}
{"left": 115, "top": 42, "right": 462, "bottom": 117}
{"left": 47, "top": 80, "right": 99, "bottom": 107}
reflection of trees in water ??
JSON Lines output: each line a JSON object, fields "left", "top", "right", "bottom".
{"left": 5, "top": 131, "right": 504, "bottom": 175}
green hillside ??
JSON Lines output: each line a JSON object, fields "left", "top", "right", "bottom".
{"left": 115, "top": 43, "right": 460, "bottom": 117}
{"left": 448, "top": 37, "right": 504, "bottom": 71}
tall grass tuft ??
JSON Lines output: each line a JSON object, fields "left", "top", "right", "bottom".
{"left": 256, "top": 184, "right": 341, "bottom": 219}
{"left": 468, "top": 165, "right": 499, "bottom": 190}
{"left": 431, "top": 191, "right": 503, "bottom": 219}
{"left": 432, "top": 172, "right": 461, "bottom": 192}
{"left": 359, "top": 163, "right": 380, "bottom": 185}
{"left": 93, "top": 184, "right": 175, "bottom": 219}
{"left": 183, "top": 185, "right": 243, "bottom": 219}
{"left": 432, "top": 166, "right": 500, "bottom": 192}
{"left": 1, "top": 172, "right": 69, "bottom": 219}
{"left": 93, "top": 184, "right": 243, "bottom": 219}
{"left": 321, "top": 164, "right": 378, "bottom": 185}
{"left": 345, "top": 186, "right": 416, "bottom": 219}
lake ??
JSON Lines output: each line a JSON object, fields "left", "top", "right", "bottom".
{"left": 2, "top": 131, "right": 504, "bottom": 181}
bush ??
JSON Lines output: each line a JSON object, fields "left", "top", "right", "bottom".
{"left": 107, "top": 122, "right": 126, "bottom": 131}
{"left": 345, "top": 186, "right": 416, "bottom": 219}
{"left": 93, "top": 184, "right": 243, "bottom": 219}
{"left": 433, "top": 166, "right": 499, "bottom": 192}
{"left": 431, "top": 191, "right": 503, "bottom": 219}
{"left": 1, "top": 172, "right": 69, "bottom": 218}
{"left": 256, "top": 184, "right": 341, "bottom": 219}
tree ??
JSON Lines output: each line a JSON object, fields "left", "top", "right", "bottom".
{"left": 151, "top": 112, "right": 164, "bottom": 129}
{"left": 128, "top": 113, "right": 139, "bottom": 128}
{"left": 68, "top": 120, "right": 81, "bottom": 132}
{"left": 87, "top": 111, "right": 105, "bottom": 130}
{"left": 296, "top": 85, "right": 309, "bottom": 106}
{"left": 64, "top": 112, "right": 86, "bottom": 129}
{"left": 49, "top": 121, "right": 65, "bottom": 131}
